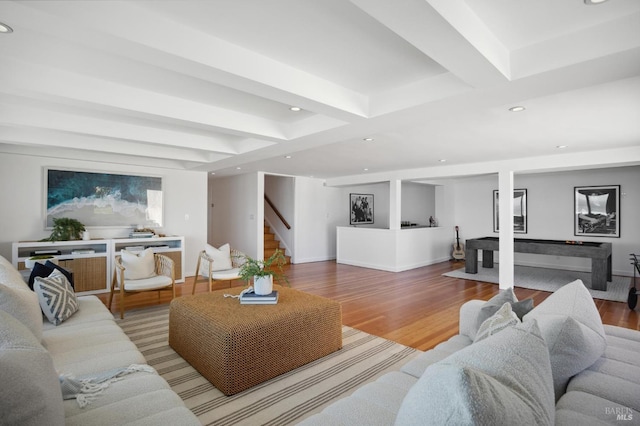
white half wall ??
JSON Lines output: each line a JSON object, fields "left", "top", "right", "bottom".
{"left": 0, "top": 152, "right": 207, "bottom": 276}
{"left": 336, "top": 226, "right": 451, "bottom": 272}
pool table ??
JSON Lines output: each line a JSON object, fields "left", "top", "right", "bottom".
{"left": 465, "top": 237, "right": 612, "bottom": 291}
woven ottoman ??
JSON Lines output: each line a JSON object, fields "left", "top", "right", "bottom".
{"left": 168, "top": 286, "right": 342, "bottom": 395}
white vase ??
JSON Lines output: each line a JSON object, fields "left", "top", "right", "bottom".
{"left": 253, "top": 275, "right": 273, "bottom": 295}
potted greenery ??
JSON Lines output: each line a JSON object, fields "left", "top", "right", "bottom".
{"left": 44, "top": 217, "right": 86, "bottom": 241}
{"left": 238, "top": 249, "right": 289, "bottom": 295}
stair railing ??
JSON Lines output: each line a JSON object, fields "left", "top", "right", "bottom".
{"left": 265, "top": 195, "right": 291, "bottom": 230}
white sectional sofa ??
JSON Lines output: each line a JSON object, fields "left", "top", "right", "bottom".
{"left": 300, "top": 280, "right": 640, "bottom": 425}
{"left": 0, "top": 255, "right": 200, "bottom": 426}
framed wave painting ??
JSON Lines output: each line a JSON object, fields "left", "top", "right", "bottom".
{"left": 45, "top": 168, "right": 163, "bottom": 228}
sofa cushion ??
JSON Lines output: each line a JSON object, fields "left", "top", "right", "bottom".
{"left": 0, "top": 283, "right": 43, "bottom": 341}
{"left": 472, "top": 287, "right": 533, "bottom": 340}
{"left": 394, "top": 320, "right": 555, "bottom": 426}
{"left": 28, "top": 261, "right": 56, "bottom": 290}
{"left": 474, "top": 302, "right": 520, "bottom": 343}
{"left": 204, "top": 243, "right": 233, "bottom": 272}
{"left": 121, "top": 248, "right": 156, "bottom": 280}
{"left": 0, "top": 310, "right": 65, "bottom": 426}
{"left": 34, "top": 270, "right": 79, "bottom": 326}
{"left": 523, "top": 279, "right": 606, "bottom": 401}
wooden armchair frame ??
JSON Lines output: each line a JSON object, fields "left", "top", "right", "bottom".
{"left": 108, "top": 253, "right": 175, "bottom": 319}
{"left": 192, "top": 248, "right": 246, "bottom": 294}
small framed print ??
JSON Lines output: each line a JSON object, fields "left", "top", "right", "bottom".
{"left": 493, "top": 189, "right": 527, "bottom": 234}
{"left": 350, "top": 193, "right": 374, "bottom": 225}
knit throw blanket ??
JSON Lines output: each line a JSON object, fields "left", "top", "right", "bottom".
{"left": 60, "top": 364, "right": 156, "bottom": 407}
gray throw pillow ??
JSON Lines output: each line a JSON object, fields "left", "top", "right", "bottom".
{"left": 473, "top": 287, "right": 533, "bottom": 339}
{"left": 395, "top": 320, "right": 555, "bottom": 426}
{"left": 0, "top": 310, "right": 64, "bottom": 426}
{"left": 523, "top": 279, "right": 606, "bottom": 401}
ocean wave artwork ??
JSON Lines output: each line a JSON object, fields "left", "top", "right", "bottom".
{"left": 46, "top": 169, "right": 162, "bottom": 228}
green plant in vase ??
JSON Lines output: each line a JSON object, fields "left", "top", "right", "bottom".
{"left": 238, "top": 249, "right": 289, "bottom": 294}
{"left": 44, "top": 217, "right": 86, "bottom": 241}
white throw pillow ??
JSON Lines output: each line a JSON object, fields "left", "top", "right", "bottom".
{"left": 474, "top": 302, "right": 520, "bottom": 343}
{"left": 395, "top": 320, "right": 555, "bottom": 426}
{"left": 34, "top": 270, "right": 79, "bottom": 326}
{"left": 0, "top": 283, "right": 43, "bottom": 341}
{"left": 204, "top": 243, "right": 233, "bottom": 272}
{"left": 523, "top": 279, "right": 607, "bottom": 401}
{"left": 121, "top": 248, "right": 156, "bottom": 280}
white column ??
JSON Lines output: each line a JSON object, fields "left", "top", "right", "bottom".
{"left": 498, "top": 169, "right": 514, "bottom": 289}
{"left": 389, "top": 180, "right": 401, "bottom": 230}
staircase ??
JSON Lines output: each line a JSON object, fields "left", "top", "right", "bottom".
{"left": 264, "top": 223, "right": 290, "bottom": 264}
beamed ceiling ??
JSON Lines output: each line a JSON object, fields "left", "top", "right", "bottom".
{"left": 0, "top": 0, "right": 639, "bottom": 178}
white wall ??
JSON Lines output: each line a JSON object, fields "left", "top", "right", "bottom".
{"left": 401, "top": 181, "right": 436, "bottom": 225}
{"left": 0, "top": 152, "right": 207, "bottom": 276}
{"left": 265, "top": 175, "right": 294, "bottom": 255}
{"left": 453, "top": 166, "right": 640, "bottom": 275}
{"left": 339, "top": 182, "right": 390, "bottom": 228}
{"left": 293, "top": 177, "right": 341, "bottom": 263}
{"left": 209, "top": 173, "right": 261, "bottom": 258}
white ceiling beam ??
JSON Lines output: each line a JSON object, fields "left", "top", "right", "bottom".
{"left": 350, "top": 0, "right": 509, "bottom": 89}
{"left": 512, "top": 12, "right": 640, "bottom": 79}
{"left": 0, "top": 101, "right": 245, "bottom": 155}
{"left": 0, "top": 57, "right": 288, "bottom": 140}
{"left": 0, "top": 125, "right": 230, "bottom": 164}
{"left": 7, "top": 0, "right": 370, "bottom": 121}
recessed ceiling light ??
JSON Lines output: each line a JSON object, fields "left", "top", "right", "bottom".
{"left": 363, "top": 168, "right": 369, "bottom": 171}
{"left": 284, "top": 155, "right": 292, "bottom": 159}
{"left": 509, "top": 106, "right": 526, "bottom": 112}
{"left": 210, "top": 172, "right": 216, "bottom": 175}
{"left": 363, "top": 137, "right": 374, "bottom": 142}
{"left": 439, "top": 159, "right": 447, "bottom": 163}
{"left": 584, "top": 0, "right": 609, "bottom": 4}
{"left": 0, "top": 22, "right": 13, "bottom": 33}
{"left": 236, "top": 167, "right": 241, "bottom": 170}
{"left": 289, "top": 106, "right": 301, "bottom": 112}
{"left": 556, "top": 145, "right": 567, "bottom": 149}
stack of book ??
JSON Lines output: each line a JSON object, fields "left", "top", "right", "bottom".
{"left": 240, "top": 291, "right": 279, "bottom": 305}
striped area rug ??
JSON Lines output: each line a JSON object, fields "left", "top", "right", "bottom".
{"left": 117, "top": 304, "right": 421, "bottom": 425}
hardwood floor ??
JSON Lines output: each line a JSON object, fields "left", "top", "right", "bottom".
{"left": 97, "top": 260, "right": 640, "bottom": 351}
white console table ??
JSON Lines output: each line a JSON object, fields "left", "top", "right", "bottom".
{"left": 12, "top": 236, "right": 185, "bottom": 295}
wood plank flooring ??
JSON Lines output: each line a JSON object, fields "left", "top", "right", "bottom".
{"left": 97, "top": 260, "right": 639, "bottom": 351}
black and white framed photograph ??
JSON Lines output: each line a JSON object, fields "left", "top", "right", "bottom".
{"left": 350, "top": 193, "right": 374, "bottom": 225}
{"left": 574, "top": 185, "right": 620, "bottom": 237}
{"left": 493, "top": 189, "right": 527, "bottom": 234}
{"left": 45, "top": 168, "right": 163, "bottom": 228}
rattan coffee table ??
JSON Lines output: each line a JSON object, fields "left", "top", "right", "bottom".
{"left": 168, "top": 286, "right": 342, "bottom": 395}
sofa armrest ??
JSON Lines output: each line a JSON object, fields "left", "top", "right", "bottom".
{"left": 458, "top": 300, "right": 484, "bottom": 339}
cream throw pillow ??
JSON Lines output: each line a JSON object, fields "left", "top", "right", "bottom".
{"left": 121, "top": 248, "right": 156, "bottom": 280}
{"left": 204, "top": 243, "right": 233, "bottom": 271}
{"left": 0, "top": 284, "right": 43, "bottom": 341}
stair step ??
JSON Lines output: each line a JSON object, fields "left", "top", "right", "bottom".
{"left": 265, "top": 240, "right": 279, "bottom": 249}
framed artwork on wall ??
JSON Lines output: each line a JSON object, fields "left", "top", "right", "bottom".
{"left": 493, "top": 189, "right": 527, "bottom": 234}
{"left": 574, "top": 185, "right": 620, "bottom": 237}
{"left": 45, "top": 168, "right": 163, "bottom": 228}
{"left": 350, "top": 193, "right": 374, "bottom": 225}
